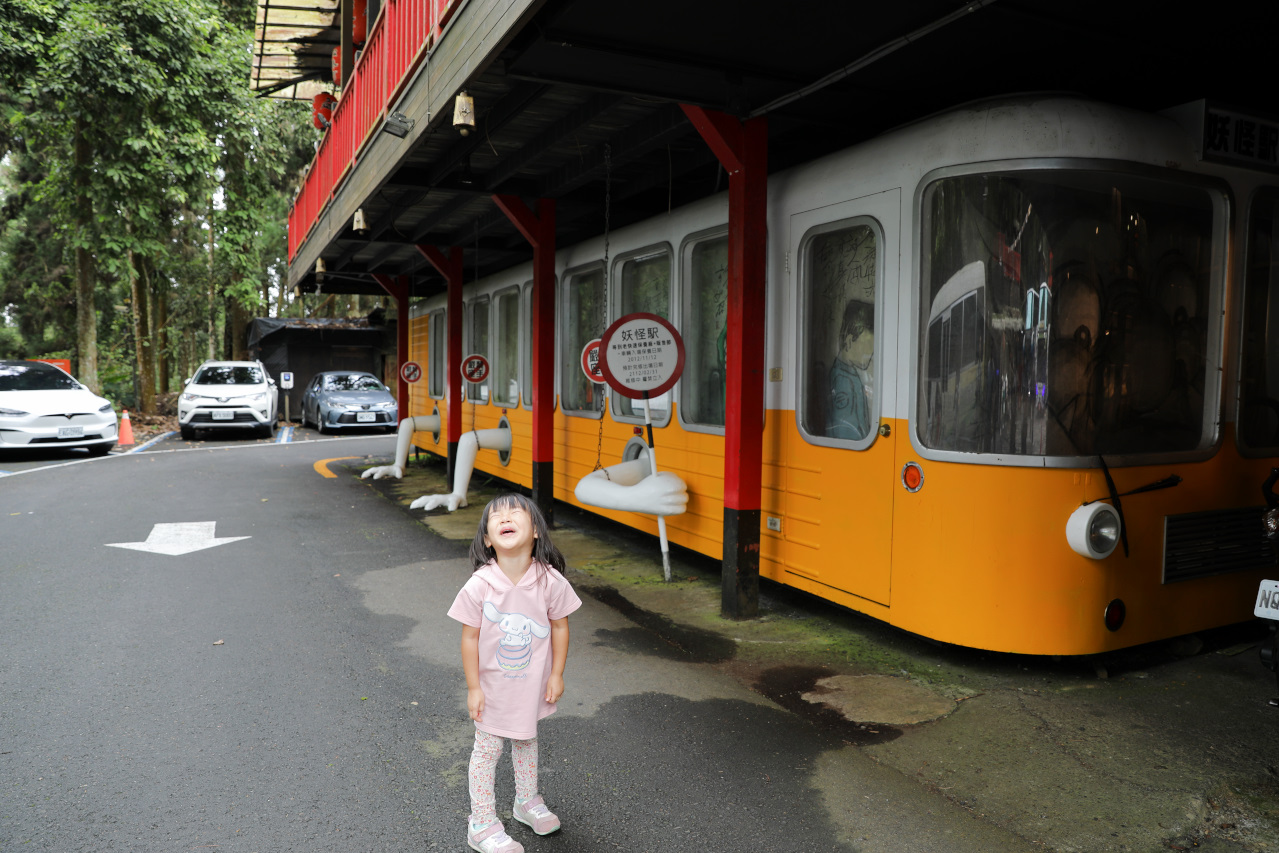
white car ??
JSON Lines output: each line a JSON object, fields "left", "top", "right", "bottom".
{"left": 178, "top": 360, "right": 279, "bottom": 440}
{"left": 0, "top": 360, "right": 118, "bottom": 456}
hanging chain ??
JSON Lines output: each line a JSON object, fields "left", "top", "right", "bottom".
{"left": 592, "top": 144, "right": 613, "bottom": 475}
{"left": 602, "top": 143, "right": 611, "bottom": 274}
{"left": 471, "top": 221, "right": 479, "bottom": 434}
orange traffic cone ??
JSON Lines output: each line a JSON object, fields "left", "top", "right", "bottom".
{"left": 119, "top": 409, "right": 135, "bottom": 446}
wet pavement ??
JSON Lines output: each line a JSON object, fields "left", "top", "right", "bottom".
{"left": 358, "top": 453, "right": 1279, "bottom": 853}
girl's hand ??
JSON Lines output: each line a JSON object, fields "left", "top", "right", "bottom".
{"left": 467, "top": 687, "right": 485, "bottom": 722}
{"left": 545, "top": 673, "right": 564, "bottom": 704}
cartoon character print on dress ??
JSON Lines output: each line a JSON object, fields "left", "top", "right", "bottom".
{"left": 482, "top": 601, "right": 550, "bottom": 671}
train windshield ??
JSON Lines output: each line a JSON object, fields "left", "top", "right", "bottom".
{"left": 918, "top": 170, "right": 1220, "bottom": 459}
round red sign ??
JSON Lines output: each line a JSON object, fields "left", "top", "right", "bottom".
{"left": 461, "top": 354, "right": 490, "bottom": 383}
{"left": 400, "top": 361, "right": 422, "bottom": 383}
{"left": 598, "top": 313, "right": 685, "bottom": 400}
{"left": 580, "top": 338, "right": 603, "bottom": 384}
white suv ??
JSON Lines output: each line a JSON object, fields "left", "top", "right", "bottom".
{"left": 178, "top": 360, "right": 279, "bottom": 440}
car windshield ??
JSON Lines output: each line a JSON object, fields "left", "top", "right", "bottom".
{"left": 324, "top": 374, "right": 384, "bottom": 392}
{"left": 0, "top": 363, "right": 81, "bottom": 392}
{"left": 194, "top": 365, "right": 264, "bottom": 385}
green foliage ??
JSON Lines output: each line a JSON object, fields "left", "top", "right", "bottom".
{"left": 0, "top": 322, "right": 24, "bottom": 358}
{"left": 0, "top": 0, "right": 316, "bottom": 398}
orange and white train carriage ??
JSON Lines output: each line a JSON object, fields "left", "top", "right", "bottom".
{"left": 400, "top": 95, "right": 1279, "bottom": 656}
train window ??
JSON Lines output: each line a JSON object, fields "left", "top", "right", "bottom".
{"left": 1237, "top": 188, "right": 1279, "bottom": 452}
{"left": 681, "top": 233, "right": 728, "bottom": 430}
{"left": 465, "top": 296, "right": 489, "bottom": 403}
{"left": 919, "top": 170, "right": 1220, "bottom": 459}
{"left": 428, "top": 310, "right": 445, "bottom": 399}
{"left": 798, "top": 220, "right": 881, "bottom": 447}
{"left": 612, "top": 247, "right": 672, "bottom": 424}
{"left": 493, "top": 287, "right": 520, "bottom": 407}
{"left": 561, "top": 265, "right": 606, "bottom": 415}
{"left": 520, "top": 282, "right": 533, "bottom": 409}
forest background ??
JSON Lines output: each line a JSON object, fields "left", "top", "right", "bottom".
{"left": 0, "top": 0, "right": 353, "bottom": 412}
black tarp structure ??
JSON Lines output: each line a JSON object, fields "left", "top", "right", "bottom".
{"left": 247, "top": 317, "right": 393, "bottom": 418}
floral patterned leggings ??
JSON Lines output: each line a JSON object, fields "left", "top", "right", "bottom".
{"left": 468, "top": 728, "right": 539, "bottom": 828}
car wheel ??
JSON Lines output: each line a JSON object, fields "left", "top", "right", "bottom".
{"left": 86, "top": 442, "right": 114, "bottom": 457}
{"left": 180, "top": 424, "right": 196, "bottom": 440}
{"left": 260, "top": 419, "right": 276, "bottom": 439}
{"left": 299, "top": 406, "right": 308, "bottom": 429}
{"left": 317, "top": 416, "right": 328, "bottom": 435}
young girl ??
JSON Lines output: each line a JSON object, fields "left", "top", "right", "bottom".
{"left": 447, "top": 493, "right": 582, "bottom": 853}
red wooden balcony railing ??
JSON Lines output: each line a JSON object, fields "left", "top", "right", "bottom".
{"left": 288, "top": 0, "right": 464, "bottom": 261}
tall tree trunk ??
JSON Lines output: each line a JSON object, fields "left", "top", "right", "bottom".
{"left": 155, "top": 282, "right": 169, "bottom": 392}
{"left": 128, "top": 247, "right": 155, "bottom": 413}
{"left": 229, "top": 296, "right": 251, "bottom": 360}
{"left": 73, "top": 121, "right": 98, "bottom": 391}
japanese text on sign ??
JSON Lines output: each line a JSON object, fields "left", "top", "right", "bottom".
{"left": 1201, "top": 106, "right": 1279, "bottom": 172}
{"left": 613, "top": 328, "right": 675, "bottom": 383}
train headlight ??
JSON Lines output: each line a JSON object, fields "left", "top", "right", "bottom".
{"left": 1066, "top": 502, "right": 1122, "bottom": 559}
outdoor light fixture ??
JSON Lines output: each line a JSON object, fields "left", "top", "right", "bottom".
{"left": 315, "top": 258, "right": 326, "bottom": 285}
{"left": 457, "top": 157, "right": 475, "bottom": 187}
{"left": 453, "top": 91, "right": 475, "bottom": 136}
{"left": 353, "top": 208, "right": 368, "bottom": 235}
{"left": 381, "top": 111, "right": 414, "bottom": 139}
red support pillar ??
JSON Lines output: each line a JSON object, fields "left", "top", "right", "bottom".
{"left": 680, "top": 105, "right": 767, "bottom": 618}
{"left": 371, "top": 272, "right": 411, "bottom": 416}
{"left": 493, "top": 195, "right": 556, "bottom": 524}
{"left": 417, "top": 245, "right": 465, "bottom": 482}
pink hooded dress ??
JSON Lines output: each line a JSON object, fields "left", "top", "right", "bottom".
{"left": 447, "top": 561, "right": 582, "bottom": 740}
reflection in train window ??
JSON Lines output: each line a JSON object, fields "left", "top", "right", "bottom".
{"left": 919, "top": 171, "right": 1218, "bottom": 457}
{"left": 1238, "top": 188, "right": 1279, "bottom": 451}
{"left": 493, "top": 288, "right": 520, "bottom": 406}
{"left": 613, "top": 248, "right": 671, "bottom": 422}
{"left": 428, "top": 310, "right": 445, "bottom": 399}
{"left": 465, "top": 296, "right": 489, "bottom": 403}
{"left": 799, "top": 221, "right": 879, "bottom": 445}
{"left": 681, "top": 235, "right": 728, "bottom": 429}
{"left": 562, "top": 266, "right": 605, "bottom": 414}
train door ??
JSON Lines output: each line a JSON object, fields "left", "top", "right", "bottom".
{"left": 786, "top": 190, "right": 900, "bottom": 606}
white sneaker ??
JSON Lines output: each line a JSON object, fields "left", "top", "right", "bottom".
{"left": 468, "top": 820, "right": 524, "bottom": 853}
{"left": 513, "top": 794, "right": 561, "bottom": 835}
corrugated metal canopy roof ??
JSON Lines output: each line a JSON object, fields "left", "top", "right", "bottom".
{"left": 251, "top": 0, "right": 339, "bottom": 100}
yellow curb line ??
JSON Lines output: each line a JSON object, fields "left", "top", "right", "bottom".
{"left": 314, "top": 456, "right": 362, "bottom": 478}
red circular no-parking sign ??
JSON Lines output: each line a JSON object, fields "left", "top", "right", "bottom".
{"left": 400, "top": 361, "right": 422, "bottom": 383}
{"left": 598, "top": 313, "right": 685, "bottom": 400}
{"left": 580, "top": 338, "right": 603, "bottom": 384}
{"left": 461, "top": 354, "right": 490, "bottom": 383}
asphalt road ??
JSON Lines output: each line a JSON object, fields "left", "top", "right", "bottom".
{"left": 0, "top": 436, "right": 1051, "bottom": 852}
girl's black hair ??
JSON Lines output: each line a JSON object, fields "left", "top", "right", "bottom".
{"left": 468, "top": 492, "right": 566, "bottom": 575}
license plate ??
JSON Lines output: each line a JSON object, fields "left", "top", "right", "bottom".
{"left": 211, "top": 410, "right": 234, "bottom": 421}
{"left": 58, "top": 426, "right": 84, "bottom": 439}
{"left": 1258, "top": 580, "right": 1279, "bottom": 621}
{"left": 356, "top": 412, "right": 376, "bottom": 422}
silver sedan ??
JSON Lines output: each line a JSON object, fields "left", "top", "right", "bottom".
{"left": 300, "top": 371, "right": 398, "bottom": 433}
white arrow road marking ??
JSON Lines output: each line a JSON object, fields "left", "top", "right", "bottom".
{"left": 106, "top": 522, "right": 251, "bottom": 556}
